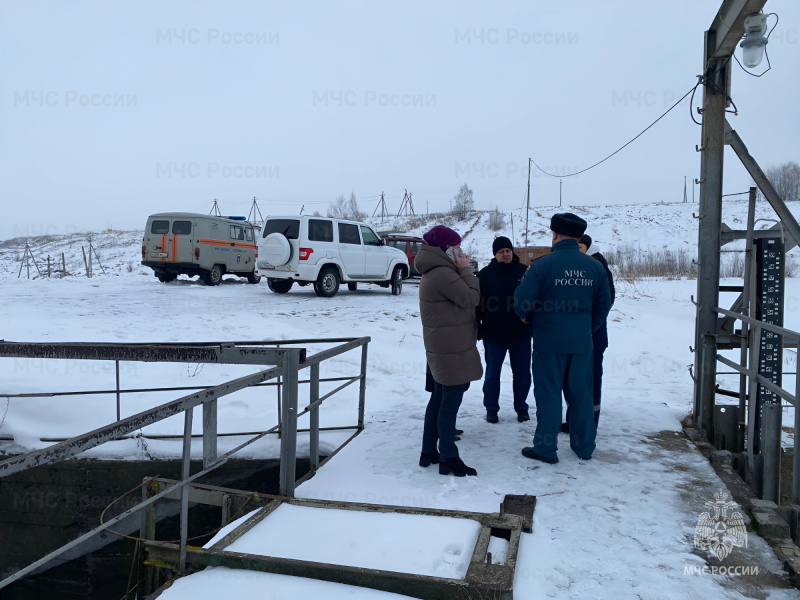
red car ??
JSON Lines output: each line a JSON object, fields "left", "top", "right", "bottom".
{"left": 381, "top": 233, "right": 478, "bottom": 276}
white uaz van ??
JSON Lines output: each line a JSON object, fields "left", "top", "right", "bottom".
{"left": 256, "top": 215, "right": 409, "bottom": 297}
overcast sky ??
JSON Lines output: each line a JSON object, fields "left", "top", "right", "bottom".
{"left": 1, "top": 0, "right": 798, "bottom": 240}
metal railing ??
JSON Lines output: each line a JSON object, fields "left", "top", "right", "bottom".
{"left": 0, "top": 337, "right": 369, "bottom": 590}
{"left": 710, "top": 308, "right": 799, "bottom": 504}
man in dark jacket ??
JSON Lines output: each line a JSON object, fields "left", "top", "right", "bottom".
{"left": 477, "top": 236, "right": 531, "bottom": 424}
{"left": 563, "top": 234, "right": 615, "bottom": 432}
{"left": 513, "top": 213, "right": 611, "bottom": 463}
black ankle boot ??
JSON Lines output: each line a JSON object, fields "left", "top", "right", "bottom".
{"left": 419, "top": 451, "right": 439, "bottom": 467}
{"left": 439, "top": 457, "right": 477, "bottom": 477}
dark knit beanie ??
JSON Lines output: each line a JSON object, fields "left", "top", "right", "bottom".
{"left": 550, "top": 212, "right": 587, "bottom": 238}
{"left": 492, "top": 236, "right": 513, "bottom": 255}
{"left": 423, "top": 225, "right": 461, "bottom": 251}
{"left": 579, "top": 234, "right": 592, "bottom": 250}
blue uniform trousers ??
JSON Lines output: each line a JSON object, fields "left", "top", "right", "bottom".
{"left": 565, "top": 345, "right": 605, "bottom": 428}
{"left": 422, "top": 382, "right": 466, "bottom": 461}
{"left": 532, "top": 351, "right": 596, "bottom": 460}
{"left": 482, "top": 337, "right": 531, "bottom": 414}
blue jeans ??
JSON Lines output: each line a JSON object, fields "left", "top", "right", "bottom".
{"left": 532, "top": 351, "right": 596, "bottom": 460}
{"left": 422, "top": 382, "right": 466, "bottom": 461}
{"left": 482, "top": 337, "right": 531, "bottom": 413}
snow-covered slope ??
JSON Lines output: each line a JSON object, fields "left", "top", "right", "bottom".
{"left": 3, "top": 199, "right": 795, "bottom": 282}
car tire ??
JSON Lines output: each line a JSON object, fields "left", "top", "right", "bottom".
{"left": 156, "top": 272, "right": 177, "bottom": 283}
{"left": 204, "top": 264, "right": 223, "bottom": 286}
{"left": 267, "top": 278, "right": 293, "bottom": 293}
{"left": 246, "top": 272, "right": 261, "bottom": 284}
{"left": 315, "top": 267, "right": 340, "bottom": 298}
{"left": 347, "top": 282, "right": 357, "bottom": 291}
{"left": 391, "top": 266, "right": 403, "bottom": 295}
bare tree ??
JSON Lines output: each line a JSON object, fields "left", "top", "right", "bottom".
{"left": 327, "top": 194, "right": 348, "bottom": 218}
{"left": 488, "top": 206, "right": 505, "bottom": 231}
{"left": 765, "top": 161, "right": 800, "bottom": 203}
{"left": 327, "top": 192, "right": 366, "bottom": 220}
{"left": 347, "top": 192, "right": 366, "bottom": 221}
{"left": 451, "top": 183, "right": 474, "bottom": 220}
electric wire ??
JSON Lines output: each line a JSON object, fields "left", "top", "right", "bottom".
{"left": 689, "top": 55, "right": 736, "bottom": 125}
{"left": 702, "top": 57, "right": 739, "bottom": 116}
{"left": 530, "top": 83, "right": 699, "bottom": 178}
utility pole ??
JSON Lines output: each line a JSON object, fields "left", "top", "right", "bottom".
{"left": 559, "top": 179, "right": 563, "bottom": 207}
{"left": 683, "top": 176, "right": 688, "bottom": 203}
{"left": 397, "top": 189, "right": 415, "bottom": 217}
{"left": 426, "top": 200, "right": 429, "bottom": 215}
{"left": 693, "top": 0, "right": 768, "bottom": 443}
{"left": 694, "top": 30, "right": 729, "bottom": 440}
{"left": 248, "top": 196, "right": 264, "bottom": 223}
{"left": 372, "top": 192, "right": 389, "bottom": 223}
{"left": 524, "top": 158, "right": 531, "bottom": 249}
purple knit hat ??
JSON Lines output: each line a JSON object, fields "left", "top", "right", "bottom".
{"left": 423, "top": 226, "right": 461, "bottom": 251}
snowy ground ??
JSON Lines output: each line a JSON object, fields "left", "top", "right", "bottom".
{"left": 2, "top": 202, "right": 800, "bottom": 598}
{"left": 2, "top": 273, "right": 800, "bottom": 598}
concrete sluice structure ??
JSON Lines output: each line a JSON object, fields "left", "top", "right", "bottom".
{"left": 0, "top": 338, "right": 397, "bottom": 598}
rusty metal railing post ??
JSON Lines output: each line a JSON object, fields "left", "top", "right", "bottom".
{"left": 115, "top": 360, "right": 121, "bottom": 422}
{"left": 179, "top": 408, "right": 193, "bottom": 572}
{"left": 202, "top": 399, "right": 217, "bottom": 469}
{"left": 310, "top": 363, "right": 320, "bottom": 473}
{"left": 276, "top": 343, "right": 282, "bottom": 439}
{"left": 279, "top": 350, "right": 300, "bottom": 497}
{"left": 358, "top": 342, "right": 368, "bottom": 430}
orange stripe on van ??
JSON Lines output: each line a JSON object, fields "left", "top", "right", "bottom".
{"left": 160, "top": 234, "right": 167, "bottom": 262}
{"left": 171, "top": 234, "right": 178, "bottom": 260}
{"left": 198, "top": 238, "right": 257, "bottom": 250}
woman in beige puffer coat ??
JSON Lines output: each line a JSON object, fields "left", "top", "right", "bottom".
{"left": 415, "top": 226, "right": 483, "bottom": 477}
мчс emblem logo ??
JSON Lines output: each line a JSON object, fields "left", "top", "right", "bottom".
{"left": 694, "top": 488, "right": 748, "bottom": 560}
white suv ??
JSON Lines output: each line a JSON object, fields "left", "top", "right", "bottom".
{"left": 256, "top": 215, "right": 409, "bottom": 297}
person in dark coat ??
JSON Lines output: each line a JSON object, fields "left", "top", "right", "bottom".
{"left": 416, "top": 225, "right": 483, "bottom": 477}
{"left": 513, "top": 213, "right": 611, "bottom": 463}
{"left": 477, "top": 236, "right": 531, "bottom": 424}
{"left": 562, "top": 233, "right": 615, "bottom": 432}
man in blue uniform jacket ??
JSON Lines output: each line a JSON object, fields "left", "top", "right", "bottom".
{"left": 513, "top": 213, "right": 611, "bottom": 463}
